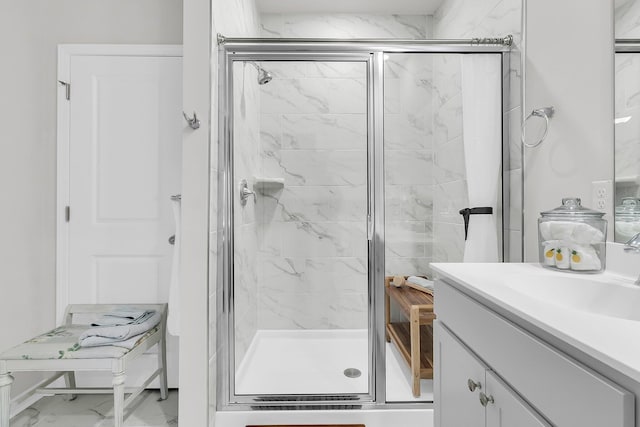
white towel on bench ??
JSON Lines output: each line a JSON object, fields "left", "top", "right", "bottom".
{"left": 79, "top": 311, "right": 161, "bottom": 347}
{"left": 91, "top": 309, "right": 152, "bottom": 326}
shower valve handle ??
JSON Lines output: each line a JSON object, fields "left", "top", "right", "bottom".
{"left": 239, "top": 179, "right": 256, "bottom": 205}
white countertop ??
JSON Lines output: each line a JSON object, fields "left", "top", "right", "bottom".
{"left": 430, "top": 262, "right": 640, "bottom": 384}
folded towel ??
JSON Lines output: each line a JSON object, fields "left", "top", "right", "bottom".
{"left": 569, "top": 244, "right": 602, "bottom": 271}
{"left": 539, "top": 221, "right": 604, "bottom": 245}
{"left": 78, "top": 329, "right": 157, "bottom": 349}
{"left": 79, "top": 311, "right": 161, "bottom": 347}
{"left": 407, "top": 276, "right": 434, "bottom": 290}
{"left": 91, "top": 309, "right": 154, "bottom": 326}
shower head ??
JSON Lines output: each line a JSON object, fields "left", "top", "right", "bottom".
{"left": 247, "top": 61, "right": 272, "bottom": 85}
{"left": 257, "top": 68, "right": 273, "bottom": 85}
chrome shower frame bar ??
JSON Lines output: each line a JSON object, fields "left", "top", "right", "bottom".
{"left": 216, "top": 36, "right": 512, "bottom": 411}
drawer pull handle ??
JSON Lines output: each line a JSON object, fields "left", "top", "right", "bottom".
{"left": 467, "top": 379, "right": 481, "bottom": 392}
{"left": 479, "top": 392, "right": 494, "bottom": 406}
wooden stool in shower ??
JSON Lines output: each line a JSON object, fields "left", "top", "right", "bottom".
{"left": 384, "top": 276, "right": 435, "bottom": 397}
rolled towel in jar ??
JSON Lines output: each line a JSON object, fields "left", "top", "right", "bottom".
{"left": 539, "top": 221, "right": 605, "bottom": 245}
{"left": 569, "top": 245, "right": 602, "bottom": 271}
{"left": 554, "top": 245, "right": 571, "bottom": 269}
{"left": 542, "top": 240, "right": 559, "bottom": 266}
{"left": 571, "top": 222, "right": 605, "bottom": 245}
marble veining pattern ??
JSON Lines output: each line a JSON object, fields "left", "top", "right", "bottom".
{"left": 229, "top": 9, "right": 522, "bottom": 350}
{"left": 10, "top": 390, "right": 177, "bottom": 427}
{"left": 261, "top": 14, "right": 428, "bottom": 39}
{"left": 615, "top": 54, "right": 640, "bottom": 184}
{"left": 616, "top": 0, "right": 640, "bottom": 38}
{"left": 255, "top": 56, "right": 370, "bottom": 332}
{"left": 384, "top": 53, "right": 436, "bottom": 277}
{"left": 232, "top": 58, "right": 261, "bottom": 368}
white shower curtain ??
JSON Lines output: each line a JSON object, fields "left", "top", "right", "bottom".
{"left": 461, "top": 54, "right": 502, "bottom": 262}
{"left": 168, "top": 197, "right": 181, "bottom": 336}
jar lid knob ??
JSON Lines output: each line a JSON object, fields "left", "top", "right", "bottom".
{"left": 561, "top": 197, "right": 581, "bottom": 207}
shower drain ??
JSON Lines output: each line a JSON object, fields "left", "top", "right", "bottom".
{"left": 343, "top": 368, "right": 362, "bottom": 378}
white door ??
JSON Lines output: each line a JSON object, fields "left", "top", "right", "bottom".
{"left": 57, "top": 47, "right": 182, "bottom": 388}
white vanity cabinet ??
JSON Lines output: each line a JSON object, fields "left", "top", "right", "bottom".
{"left": 435, "top": 321, "right": 550, "bottom": 427}
{"left": 434, "top": 278, "right": 635, "bottom": 427}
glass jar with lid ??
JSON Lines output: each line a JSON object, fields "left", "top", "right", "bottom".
{"left": 538, "top": 197, "right": 607, "bottom": 273}
{"left": 615, "top": 197, "right": 640, "bottom": 243}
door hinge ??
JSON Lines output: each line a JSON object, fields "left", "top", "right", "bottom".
{"left": 65, "top": 206, "right": 70, "bottom": 222}
{"left": 58, "top": 80, "right": 70, "bottom": 100}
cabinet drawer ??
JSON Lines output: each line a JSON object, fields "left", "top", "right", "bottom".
{"left": 436, "top": 279, "right": 634, "bottom": 427}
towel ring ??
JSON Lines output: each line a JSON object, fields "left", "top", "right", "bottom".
{"left": 521, "top": 106, "right": 555, "bottom": 148}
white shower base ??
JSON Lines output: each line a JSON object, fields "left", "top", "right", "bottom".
{"left": 235, "top": 329, "right": 369, "bottom": 395}
{"left": 222, "top": 329, "right": 433, "bottom": 427}
{"left": 235, "top": 329, "right": 433, "bottom": 401}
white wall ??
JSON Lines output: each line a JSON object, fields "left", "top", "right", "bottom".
{"left": 0, "top": 0, "right": 182, "bottom": 399}
{"left": 180, "top": 0, "right": 211, "bottom": 424}
{"left": 523, "top": 0, "right": 614, "bottom": 260}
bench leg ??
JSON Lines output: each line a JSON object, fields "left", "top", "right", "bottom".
{"left": 112, "top": 372, "right": 126, "bottom": 427}
{"left": 0, "top": 372, "right": 14, "bottom": 427}
{"left": 64, "top": 371, "right": 77, "bottom": 401}
{"left": 158, "top": 333, "right": 168, "bottom": 400}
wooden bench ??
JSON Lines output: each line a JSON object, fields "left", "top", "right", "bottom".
{"left": 0, "top": 304, "right": 167, "bottom": 427}
{"left": 385, "top": 277, "right": 435, "bottom": 397}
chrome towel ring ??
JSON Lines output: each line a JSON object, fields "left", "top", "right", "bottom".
{"left": 521, "top": 106, "right": 555, "bottom": 148}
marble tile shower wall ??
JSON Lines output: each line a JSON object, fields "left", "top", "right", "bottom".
{"left": 615, "top": 1, "right": 640, "bottom": 201}
{"left": 432, "top": 0, "right": 523, "bottom": 262}
{"left": 430, "top": 53, "right": 467, "bottom": 263}
{"left": 256, "top": 61, "right": 369, "bottom": 330}
{"left": 257, "top": 15, "right": 431, "bottom": 329}
{"left": 614, "top": 54, "right": 640, "bottom": 201}
{"left": 232, "top": 62, "right": 262, "bottom": 368}
{"left": 384, "top": 54, "right": 435, "bottom": 276}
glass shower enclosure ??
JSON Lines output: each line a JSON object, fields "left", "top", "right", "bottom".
{"left": 216, "top": 37, "right": 512, "bottom": 408}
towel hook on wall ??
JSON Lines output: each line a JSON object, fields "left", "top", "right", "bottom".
{"left": 183, "top": 111, "right": 200, "bottom": 130}
{"left": 521, "top": 106, "right": 555, "bottom": 148}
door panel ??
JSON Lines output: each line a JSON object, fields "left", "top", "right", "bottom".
{"left": 485, "top": 371, "right": 551, "bottom": 427}
{"left": 434, "top": 321, "right": 486, "bottom": 427}
{"left": 65, "top": 54, "right": 181, "bottom": 387}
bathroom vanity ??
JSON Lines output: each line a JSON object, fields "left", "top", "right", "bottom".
{"left": 432, "top": 262, "right": 640, "bottom": 427}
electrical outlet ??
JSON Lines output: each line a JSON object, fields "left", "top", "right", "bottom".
{"left": 591, "top": 180, "right": 612, "bottom": 211}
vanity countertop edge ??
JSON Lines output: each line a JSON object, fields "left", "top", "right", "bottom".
{"left": 431, "top": 262, "right": 640, "bottom": 385}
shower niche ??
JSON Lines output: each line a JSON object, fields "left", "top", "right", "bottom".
{"left": 217, "top": 42, "right": 510, "bottom": 408}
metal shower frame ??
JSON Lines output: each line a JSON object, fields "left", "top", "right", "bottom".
{"left": 216, "top": 35, "right": 513, "bottom": 410}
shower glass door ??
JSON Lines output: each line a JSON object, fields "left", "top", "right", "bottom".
{"left": 382, "top": 52, "right": 504, "bottom": 402}
{"left": 229, "top": 58, "right": 372, "bottom": 398}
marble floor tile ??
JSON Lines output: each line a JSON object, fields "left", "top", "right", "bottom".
{"left": 10, "top": 390, "right": 178, "bottom": 427}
